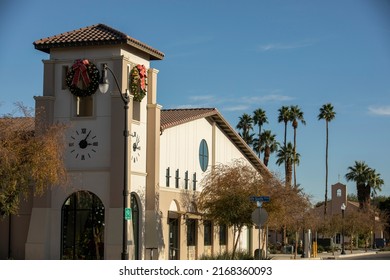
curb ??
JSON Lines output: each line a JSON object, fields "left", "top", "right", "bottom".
{"left": 270, "top": 250, "right": 379, "bottom": 260}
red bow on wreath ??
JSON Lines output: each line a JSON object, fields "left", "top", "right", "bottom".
{"left": 72, "top": 59, "right": 91, "bottom": 86}
{"left": 137, "top": 65, "right": 146, "bottom": 91}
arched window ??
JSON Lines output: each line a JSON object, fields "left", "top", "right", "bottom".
{"left": 337, "top": 189, "right": 342, "bottom": 197}
{"left": 61, "top": 191, "right": 105, "bottom": 259}
{"left": 131, "top": 193, "right": 140, "bottom": 260}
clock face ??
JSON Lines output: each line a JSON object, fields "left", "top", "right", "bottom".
{"left": 131, "top": 131, "right": 141, "bottom": 163}
{"left": 68, "top": 128, "right": 98, "bottom": 160}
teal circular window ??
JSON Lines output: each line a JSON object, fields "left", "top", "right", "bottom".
{"left": 199, "top": 139, "right": 209, "bottom": 172}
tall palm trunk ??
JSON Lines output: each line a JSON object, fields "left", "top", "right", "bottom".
{"left": 284, "top": 121, "right": 288, "bottom": 183}
{"left": 293, "top": 121, "right": 297, "bottom": 188}
{"left": 286, "top": 161, "right": 292, "bottom": 188}
{"left": 263, "top": 146, "right": 270, "bottom": 167}
{"left": 357, "top": 183, "right": 371, "bottom": 209}
{"left": 258, "top": 124, "right": 262, "bottom": 158}
{"left": 324, "top": 121, "right": 329, "bottom": 216}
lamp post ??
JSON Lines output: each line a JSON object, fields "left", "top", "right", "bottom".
{"left": 99, "top": 63, "right": 131, "bottom": 260}
{"left": 341, "top": 203, "right": 346, "bottom": 255}
{"left": 372, "top": 191, "right": 376, "bottom": 249}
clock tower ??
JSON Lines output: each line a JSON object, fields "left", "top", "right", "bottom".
{"left": 27, "top": 24, "right": 164, "bottom": 259}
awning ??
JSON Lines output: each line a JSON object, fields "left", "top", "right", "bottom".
{"left": 168, "top": 210, "right": 185, "bottom": 219}
{"left": 185, "top": 212, "right": 202, "bottom": 220}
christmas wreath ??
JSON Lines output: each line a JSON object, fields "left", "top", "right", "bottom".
{"left": 66, "top": 59, "right": 100, "bottom": 97}
{"left": 129, "top": 65, "right": 147, "bottom": 102}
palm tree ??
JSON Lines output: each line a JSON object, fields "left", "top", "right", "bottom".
{"left": 367, "top": 169, "right": 384, "bottom": 199}
{"left": 278, "top": 106, "right": 291, "bottom": 181}
{"left": 289, "top": 105, "right": 306, "bottom": 188}
{"left": 318, "top": 103, "right": 336, "bottom": 216}
{"left": 259, "top": 130, "right": 279, "bottom": 167}
{"left": 236, "top": 113, "right": 254, "bottom": 145}
{"left": 345, "top": 161, "right": 383, "bottom": 209}
{"left": 253, "top": 108, "right": 268, "bottom": 158}
{"left": 277, "top": 106, "right": 291, "bottom": 149}
{"left": 276, "top": 142, "right": 299, "bottom": 188}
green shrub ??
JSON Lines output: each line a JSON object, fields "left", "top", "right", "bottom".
{"left": 200, "top": 250, "right": 255, "bottom": 260}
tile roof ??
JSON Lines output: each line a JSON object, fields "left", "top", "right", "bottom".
{"left": 161, "top": 108, "right": 271, "bottom": 176}
{"left": 161, "top": 108, "right": 217, "bottom": 130}
{"left": 33, "top": 23, "right": 164, "bottom": 60}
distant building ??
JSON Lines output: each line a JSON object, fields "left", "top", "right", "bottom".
{"left": 314, "top": 182, "right": 384, "bottom": 248}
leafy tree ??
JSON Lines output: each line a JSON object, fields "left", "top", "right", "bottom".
{"left": 347, "top": 193, "right": 358, "bottom": 202}
{"left": 378, "top": 197, "right": 390, "bottom": 238}
{"left": 266, "top": 178, "right": 311, "bottom": 249}
{"left": 343, "top": 209, "right": 375, "bottom": 252}
{"left": 289, "top": 105, "right": 306, "bottom": 188}
{"left": 236, "top": 113, "right": 254, "bottom": 146}
{"left": 198, "top": 160, "right": 268, "bottom": 258}
{"left": 252, "top": 108, "right": 268, "bottom": 158}
{"left": 0, "top": 116, "right": 67, "bottom": 218}
{"left": 318, "top": 103, "right": 336, "bottom": 216}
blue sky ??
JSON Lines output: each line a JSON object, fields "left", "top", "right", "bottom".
{"left": 1, "top": 0, "right": 390, "bottom": 203}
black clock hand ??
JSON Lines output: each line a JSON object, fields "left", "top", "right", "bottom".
{"left": 84, "top": 130, "right": 91, "bottom": 141}
{"left": 132, "top": 143, "right": 141, "bottom": 151}
{"left": 78, "top": 130, "right": 92, "bottom": 149}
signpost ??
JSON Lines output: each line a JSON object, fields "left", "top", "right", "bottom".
{"left": 250, "top": 196, "right": 270, "bottom": 260}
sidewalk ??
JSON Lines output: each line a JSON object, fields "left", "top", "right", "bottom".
{"left": 269, "top": 249, "right": 378, "bottom": 260}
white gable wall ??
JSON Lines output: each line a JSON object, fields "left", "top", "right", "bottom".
{"left": 160, "top": 117, "right": 255, "bottom": 190}
{"left": 160, "top": 118, "right": 212, "bottom": 189}
{"left": 214, "top": 123, "right": 251, "bottom": 167}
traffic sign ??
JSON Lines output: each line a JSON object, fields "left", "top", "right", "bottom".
{"left": 251, "top": 208, "right": 268, "bottom": 226}
{"left": 125, "top": 208, "right": 132, "bottom": 220}
{"left": 249, "top": 196, "right": 270, "bottom": 202}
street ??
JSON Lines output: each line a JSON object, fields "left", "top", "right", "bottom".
{"left": 340, "top": 251, "right": 390, "bottom": 260}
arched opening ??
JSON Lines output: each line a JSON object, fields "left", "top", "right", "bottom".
{"left": 168, "top": 200, "right": 181, "bottom": 260}
{"left": 131, "top": 192, "right": 140, "bottom": 260}
{"left": 61, "top": 191, "right": 105, "bottom": 259}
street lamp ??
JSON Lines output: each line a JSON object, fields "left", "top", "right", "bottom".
{"left": 99, "top": 63, "right": 131, "bottom": 260}
{"left": 341, "top": 203, "right": 346, "bottom": 255}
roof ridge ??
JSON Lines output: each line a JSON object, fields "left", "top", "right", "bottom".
{"left": 33, "top": 23, "right": 164, "bottom": 59}
{"left": 162, "top": 107, "right": 216, "bottom": 111}
{"left": 96, "top": 23, "right": 128, "bottom": 38}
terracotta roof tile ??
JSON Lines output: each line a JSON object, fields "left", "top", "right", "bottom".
{"left": 161, "top": 108, "right": 217, "bottom": 130}
{"left": 34, "top": 23, "right": 164, "bottom": 60}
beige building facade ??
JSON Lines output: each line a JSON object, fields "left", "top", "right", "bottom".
{"left": 0, "top": 24, "right": 270, "bottom": 260}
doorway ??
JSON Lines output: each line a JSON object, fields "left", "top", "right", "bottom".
{"left": 168, "top": 218, "right": 179, "bottom": 260}
{"left": 61, "top": 191, "right": 104, "bottom": 259}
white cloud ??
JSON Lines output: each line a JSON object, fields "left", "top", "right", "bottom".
{"left": 257, "top": 40, "right": 315, "bottom": 52}
{"left": 368, "top": 105, "right": 390, "bottom": 116}
{"left": 223, "top": 105, "right": 250, "bottom": 112}
{"left": 245, "top": 94, "right": 294, "bottom": 103}
{"left": 189, "top": 95, "right": 215, "bottom": 102}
